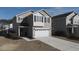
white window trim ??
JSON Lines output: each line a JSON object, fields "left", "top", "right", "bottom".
{"left": 16, "top": 17, "right": 23, "bottom": 23}
{"left": 44, "top": 17, "right": 50, "bottom": 23}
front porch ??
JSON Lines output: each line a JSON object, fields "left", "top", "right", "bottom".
{"left": 17, "top": 26, "right": 33, "bottom": 38}
{"left": 66, "top": 24, "right": 79, "bottom": 37}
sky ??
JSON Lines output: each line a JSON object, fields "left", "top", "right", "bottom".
{"left": 0, "top": 7, "right": 79, "bottom": 19}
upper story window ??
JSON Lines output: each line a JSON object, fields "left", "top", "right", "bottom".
{"left": 48, "top": 18, "right": 50, "bottom": 23}
{"left": 42, "top": 17, "right": 43, "bottom": 22}
{"left": 21, "top": 18, "right": 23, "bottom": 20}
{"left": 34, "top": 16, "right": 36, "bottom": 22}
{"left": 18, "top": 17, "right": 20, "bottom": 20}
{"left": 18, "top": 17, "right": 23, "bottom": 21}
{"left": 45, "top": 17, "right": 46, "bottom": 23}
{"left": 34, "top": 15, "right": 43, "bottom": 22}
{"left": 74, "top": 20, "right": 79, "bottom": 24}
{"left": 44, "top": 17, "right": 50, "bottom": 23}
{"left": 34, "top": 15, "right": 50, "bottom": 23}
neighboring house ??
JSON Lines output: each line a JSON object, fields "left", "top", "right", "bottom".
{"left": 13, "top": 10, "right": 51, "bottom": 38}
{"left": 3, "top": 23, "right": 13, "bottom": 30}
{"left": 52, "top": 11, "right": 79, "bottom": 37}
{"left": 2, "top": 23, "right": 13, "bottom": 34}
{"left": 0, "top": 19, "right": 13, "bottom": 31}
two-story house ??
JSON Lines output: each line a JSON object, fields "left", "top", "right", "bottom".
{"left": 13, "top": 10, "right": 51, "bottom": 38}
{"left": 52, "top": 11, "right": 78, "bottom": 37}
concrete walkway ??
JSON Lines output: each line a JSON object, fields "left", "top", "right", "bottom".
{"left": 22, "top": 37, "right": 36, "bottom": 41}
{"left": 36, "top": 36, "right": 79, "bottom": 51}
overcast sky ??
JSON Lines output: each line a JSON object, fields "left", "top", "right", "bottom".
{"left": 0, "top": 7, "right": 79, "bottom": 19}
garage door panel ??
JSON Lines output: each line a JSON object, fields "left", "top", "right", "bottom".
{"left": 34, "top": 30, "right": 49, "bottom": 37}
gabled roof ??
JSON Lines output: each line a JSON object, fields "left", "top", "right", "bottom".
{"left": 34, "top": 9, "right": 51, "bottom": 17}
{"left": 16, "top": 9, "right": 51, "bottom": 17}
{"left": 16, "top": 10, "right": 33, "bottom": 17}
{"left": 52, "top": 11, "right": 77, "bottom": 18}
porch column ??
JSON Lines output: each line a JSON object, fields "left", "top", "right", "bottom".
{"left": 18, "top": 26, "right": 20, "bottom": 36}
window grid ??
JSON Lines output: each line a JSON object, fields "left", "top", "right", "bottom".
{"left": 34, "top": 16, "right": 50, "bottom": 23}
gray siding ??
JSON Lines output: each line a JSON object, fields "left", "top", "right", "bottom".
{"left": 52, "top": 16, "right": 67, "bottom": 36}
{"left": 20, "top": 14, "right": 33, "bottom": 38}
{"left": 21, "top": 14, "right": 33, "bottom": 27}
{"left": 26, "top": 27, "right": 33, "bottom": 38}
{"left": 73, "top": 27, "right": 79, "bottom": 37}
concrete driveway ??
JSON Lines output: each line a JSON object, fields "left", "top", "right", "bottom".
{"left": 36, "top": 36, "right": 79, "bottom": 51}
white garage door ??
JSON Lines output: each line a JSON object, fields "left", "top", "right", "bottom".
{"left": 34, "top": 30, "right": 49, "bottom": 37}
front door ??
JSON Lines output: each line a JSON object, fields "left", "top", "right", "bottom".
{"left": 20, "top": 28, "right": 27, "bottom": 37}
